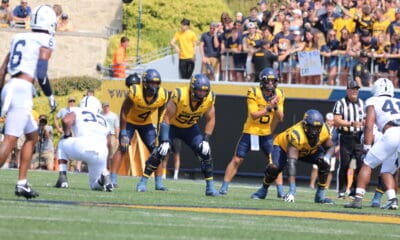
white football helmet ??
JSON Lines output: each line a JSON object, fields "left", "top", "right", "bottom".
{"left": 79, "top": 96, "right": 102, "bottom": 113}
{"left": 30, "top": 5, "right": 57, "bottom": 36}
{"left": 371, "top": 78, "right": 394, "bottom": 97}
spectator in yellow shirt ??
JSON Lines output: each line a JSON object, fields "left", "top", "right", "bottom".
{"left": 170, "top": 18, "right": 198, "bottom": 79}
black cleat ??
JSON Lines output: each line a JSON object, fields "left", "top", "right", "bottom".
{"left": 15, "top": 183, "right": 39, "bottom": 199}
{"left": 55, "top": 174, "right": 69, "bottom": 188}
{"left": 344, "top": 197, "right": 363, "bottom": 209}
{"left": 98, "top": 172, "right": 113, "bottom": 192}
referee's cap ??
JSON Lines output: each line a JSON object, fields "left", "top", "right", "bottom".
{"left": 347, "top": 81, "right": 360, "bottom": 89}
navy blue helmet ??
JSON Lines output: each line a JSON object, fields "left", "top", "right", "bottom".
{"left": 125, "top": 72, "right": 141, "bottom": 88}
{"left": 142, "top": 69, "right": 161, "bottom": 95}
{"left": 190, "top": 74, "right": 210, "bottom": 101}
{"left": 302, "top": 109, "right": 324, "bottom": 139}
{"left": 259, "top": 67, "right": 278, "bottom": 91}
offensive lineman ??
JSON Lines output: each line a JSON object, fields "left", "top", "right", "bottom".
{"left": 110, "top": 69, "right": 169, "bottom": 189}
{"left": 219, "top": 68, "right": 285, "bottom": 195}
{"left": 54, "top": 96, "right": 113, "bottom": 191}
{"left": 345, "top": 78, "right": 399, "bottom": 209}
{"left": 251, "top": 109, "right": 335, "bottom": 204}
{"left": 136, "top": 73, "right": 220, "bottom": 196}
{"left": 0, "top": 5, "right": 57, "bottom": 199}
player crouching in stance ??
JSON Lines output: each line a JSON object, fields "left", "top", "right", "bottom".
{"left": 251, "top": 109, "right": 335, "bottom": 204}
{"left": 54, "top": 96, "right": 113, "bottom": 192}
{"left": 0, "top": 5, "right": 57, "bottom": 199}
{"left": 345, "top": 78, "right": 399, "bottom": 209}
{"left": 136, "top": 74, "right": 220, "bottom": 196}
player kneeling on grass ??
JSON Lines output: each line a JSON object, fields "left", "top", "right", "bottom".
{"left": 54, "top": 96, "right": 113, "bottom": 192}
{"left": 251, "top": 109, "right": 335, "bottom": 204}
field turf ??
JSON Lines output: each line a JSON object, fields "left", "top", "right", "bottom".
{"left": 0, "top": 169, "right": 399, "bottom": 240}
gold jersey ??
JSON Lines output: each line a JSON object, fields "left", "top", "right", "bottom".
{"left": 273, "top": 121, "right": 330, "bottom": 158}
{"left": 126, "top": 84, "right": 168, "bottom": 125}
{"left": 169, "top": 86, "right": 215, "bottom": 128}
{"left": 242, "top": 87, "right": 284, "bottom": 136}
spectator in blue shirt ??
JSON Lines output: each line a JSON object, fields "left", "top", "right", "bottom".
{"left": 13, "top": 0, "right": 30, "bottom": 28}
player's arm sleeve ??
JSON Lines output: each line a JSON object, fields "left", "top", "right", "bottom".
{"left": 37, "top": 47, "right": 53, "bottom": 96}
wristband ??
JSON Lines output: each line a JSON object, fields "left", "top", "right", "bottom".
{"left": 350, "top": 121, "right": 354, "bottom": 127}
{"left": 266, "top": 107, "right": 273, "bottom": 112}
{"left": 204, "top": 133, "right": 211, "bottom": 142}
{"left": 273, "top": 106, "right": 278, "bottom": 111}
{"left": 363, "top": 144, "right": 371, "bottom": 151}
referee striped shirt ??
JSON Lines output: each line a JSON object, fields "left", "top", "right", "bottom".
{"left": 332, "top": 97, "right": 365, "bottom": 133}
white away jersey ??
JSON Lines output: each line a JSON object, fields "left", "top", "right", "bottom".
{"left": 365, "top": 96, "right": 400, "bottom": 132}
{"left": 7, "top": 32, "right": 55, "bottom": 78}
{"left": 71, "top": 108, "right": 110, "bottom": 138}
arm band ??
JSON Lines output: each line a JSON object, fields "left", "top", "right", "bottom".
{"left": 287, "top": 158, "right": 297, "bottom": 177}
{"left": 204, "top": 133, "right": 211, "bottom": 142}
{"left": 36, "top": 59, "right": 48, "bottom": 80}
{"left": 159, "top": 122, "right": 170, "bottom": 142}
{"left": 36, "top": 59, "right": 53, "bottom": 96}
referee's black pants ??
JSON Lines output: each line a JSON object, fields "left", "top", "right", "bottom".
{"left": 337, "top": 133, "right": 363, "bottom": 195}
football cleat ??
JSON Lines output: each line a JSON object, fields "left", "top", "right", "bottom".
{"left": 344, "top": 197, "right": 363, "bottom": 209}
{"left": 219, "top": 182, "right": 229, "bottom": 195}
{"left": 370, "top": 191, "right": 382, "bottom": 208}
{"left": 98, "top": 171, "right": 113, "bottom": 192}
{"left": 205, "top": 188, "right": 220, "bottom": 197}
{"left": 136, "top": 181, "right": 148, "bottom": 192}
{"left": 15, "top": 183, "right": 39, "bottom": 199}
{"left": 315, "top": 187, "right": 334, "bottom": 204}
{"left": 155, "top": 185, "right": 168, "bottom": 191}
{"left": 251, "top": 186, "right": 268, "bottom": 200}
{"left": 284, "top": 193, "right": 295, "bottom": 202}
{"left": 381, "top": 198, "right": 398, "bottom": 210}
{"left": 337, "top": 192, "right": 346, "bottom": 199}
{"left": 55, "top": 174, "right": 69, "bottom": 188}
{"left": 370, "top": 202, "right": 380, "bottom": 208}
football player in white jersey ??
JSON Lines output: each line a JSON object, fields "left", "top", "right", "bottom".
{"left": 55, "top": 96, "right": 113, "bottom": 192}
{"left": 345, "top": 78, "right": 400, "bottom": 209}
{"left": 0, "top": 5, "right": 57, "bottom": 199}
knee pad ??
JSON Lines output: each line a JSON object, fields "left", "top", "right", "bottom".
{"left": 264, "top": 164, "right": 280, "bottom": 185}
{"left": 144, "top": 153, "right": 162, "bottom": 176}
{"left": 199, "top": 156, "right": 213, "bottom": 179}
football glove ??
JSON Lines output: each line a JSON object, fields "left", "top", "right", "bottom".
{"left": 119, "top": 129, "right": 130, "bottom": 153}
{"left": 158, "top": 141, "right": 170, "bottom": 156}
{"left": 48, "top": 95, "right": 57, "bottom": 113}
{"left": 199, "top": 140, "right": 210, "bottom": 155}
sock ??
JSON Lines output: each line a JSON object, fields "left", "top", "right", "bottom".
{"left": 110, "top": 173, "right": 118, "bottom": 185}
{"left": 372, "top": 191, "right": 383, "bottom": 202}
{"left": 386, "top": 189, "right": 396, "bottom": 200}
{"left": 276, "top": 184, "right": 284, "bottom": 195}
{"left": 17, "top": 179, "right": 27, "bottom": 185}
{"left": 355, "top": 188, "right": 366, "bottom": 198}
{"left": 140, "top": 176, "right": 149, "bottom": 183}
{"left": 206, "top": 179, "right": 215, "bottom": 189}
{"left": 289, "top": 182, "right": 296, "bottom": 195}
{"left": 59, "top": 163, "right": 67, "bottom": 172}
{"left": 173, "top": 169, "right": 179, "bottom": 179}
{"left": 155, "top": 176, "right": 163, "bottom": 186}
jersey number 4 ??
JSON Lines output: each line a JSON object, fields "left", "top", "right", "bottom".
{"left": 382, "top": 99, "right": 400, "bottom": 114}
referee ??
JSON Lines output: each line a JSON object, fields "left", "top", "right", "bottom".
{"left": 332, "top": 80, "right": 365, "bottom": 199}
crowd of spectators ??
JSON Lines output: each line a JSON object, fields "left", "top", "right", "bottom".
{"left": 200, "top": 0, "right": 400, "bottom": 87}
{"left": 0, "top": 1, "right": 73, "bottom": 31}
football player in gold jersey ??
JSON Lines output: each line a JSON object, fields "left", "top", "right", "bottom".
{"left": 219, "top": 68, "right": 284, "bottom": 195}
{"left": 136, "top": 74, "right": 219, "bottom": 196}
{"left": 110, "top": 69, "right": 169, "bottom": 189}
{"left": 251, "top": 109, "right": 335, "bottom": 204}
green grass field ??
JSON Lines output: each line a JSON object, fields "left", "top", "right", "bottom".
{"left": 0, "top": 169, "right": 399, "bottom": 240}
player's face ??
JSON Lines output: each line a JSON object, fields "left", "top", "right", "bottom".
{"left": 193, "top": 89, "right": 209, "bottom": 100}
